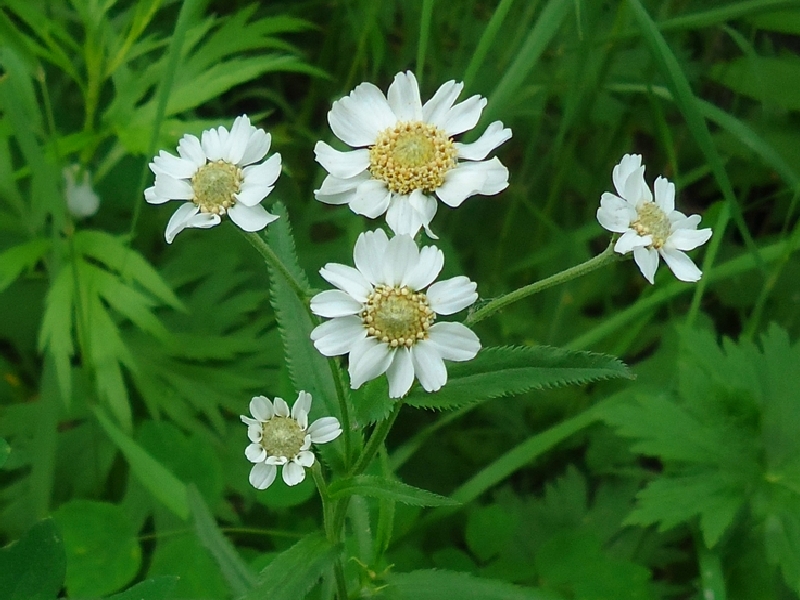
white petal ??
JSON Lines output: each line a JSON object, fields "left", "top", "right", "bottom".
{"left": 227, "top": 202, "right": 279, "bottom": 232}
{"left": 266, "top": 455, "right": 287, "bottom": 466}
{"left": 407, "top": 189, "right": 438, "bottom": 238}
{"left": 176, "top": 134, "right": 206, "bottom": 168}
{"left": 435, "top": 158, "right": 509, "bottom": 207}
{"left": 319, "top": 263, "right": 373, "bottom": 302}
{"left": 249, "top": 463, "right": 276, "bottom": 490}
{"left": 225, "top": 115, "right": 253, "bottom": 165}
{"left": 623, "top": 166, "right": 651, "bottom": 205}
{"left": 597, "top": 193, "right": 636, "bottom": 233}
{"left": 308, "top": 417, "right": 342, "bottom": 444}
{"left": 245, "top": 443, "right": 266, "bottom": 463}
{"left": 661, "top": 248, "right": 703, "bottom": 282}
{"left": 165, "top": 203, "right": 219, "bottom": 244}
{"left": 439, "top": 95, "right": 487, "bottom": 136}
{"left": 200, "top": 126, "right": 225, "bottom": 162}
{"left": 314, "top": 141, "right": 370, "bottom": 179}
{"left": 410, "top": 342, "right": 447, "bottom": 392}
{"left": 247, "top": 424, "right": 261, "bottom": 442}
{"left": 614, "top": 230, "right": 651, "bottom": 254}
{"left": 348, "top": 337, "right": 393, "bottom": 389}
{"left": 153, "top": 173, "right": 194, "bottom": 200}
{"left": 292, "top": 390, "right": 313, "bottom": 428}
{"left": 427, "top": 276, "right": 478, "bottom": 315}
{"left": 349, "top": 179, "right": 392, "bottom": 218}
{"left": 455, "top": 121, "right": 512, "bottom": 161}
{"left": 144, "top": 186, "right": 168, "bottom": 204}
{"left": 329, "top": 82, "right": 397, "bottom": 147}
{"left": 240, "top": 129, "right": 272, "bottom": 167}
{"left": 386, "top": 71, "right": 423, "bottom": 121}
{"left": 612, "top": 154, "right": 643, "bottom": 198}
{"left": 386, "top": 194, "right": 426, "bottom": 237}
{"left": 250, "top": 396, "right": 274, "bottom": 421}
{"left": 426, "top": 322, "right": 481, "bottom": 361}
{"left": 310, "top": 290, "right": 363, "bottom": 318}
{"left": 240, "top": 415, "right": 258, "bottom": 427}
{"left": 238, "top": 154, "right": 281, "bottom": 205}
{"left": 633, "top": 246, "right": 659, "bottom": 284}
{"left": 273, "top": 397, "right": 290, "bottom": 417}
{"left": 405, "top": 245, "right": 444, "bottom": 291}
{"left": 282, "top": 461, "right": 306, "bottom": 486}
{"left": 382, "top": 234, "right": 420, "bottom": 287}
{"left": 152, "top": 150, "right": 197, "bottom": 179}
{"left": 670, "top": 213, "right": 701, "bottom": 230}
{"left": 666, "top": 227, "right": 712, "bottom": 252}
{"left": 310, "top": 316, "right": 368, "bottom": 356}
{"left": 316, "top": 171, "right": 370, "bottom": 197}
{"left": 654, "top": 176, "right": 675, "bottom": 213}
{"left": 354, "top": 229, "right": 390, "bottom": 285}
{"left": 385, "top": 347, "right": 415, "bottom": 398}
{"left": 422, "top": 80, "right": 464, "bottom": 126}
{"left": 295, "top": 451, "right": 315, "bottom": 468}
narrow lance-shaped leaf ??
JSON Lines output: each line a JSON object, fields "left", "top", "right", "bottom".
{"left": 328, "top": 475, "right": 460, "bottom": 507}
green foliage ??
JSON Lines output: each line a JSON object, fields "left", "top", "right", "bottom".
{"left": 0, "top": 519, "right": 65, "bottom": 600}
{"left": 0, "top": 438, "right": 8, "bottom": 469}
{"left": 382, "top": 569, "right": 560, "bottom": 600}
{"left": 328, "top": 475, "right": 460, "bottom": 507}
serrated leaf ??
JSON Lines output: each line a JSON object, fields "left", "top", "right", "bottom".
{"left": 405, "top": 345, "right": 632, "bottom": 410}
{"left": 350, "top": 377, "right": 394, "bottom": 425}
{"left": 328, "top": 475, "right": 459, "bottom": 507}
{"left": 0, "top": 519, "right": 65, "bottom": 600}
{"left": 383, "top": 569, "right": 559, "bottom": 600}
{"left": 0, "top": 238, "right": 50, "bottom": 293}
{"left": 106, "top": 577, "right": 178, "bottom": 600}
{"left": 243, "top": 533, "right": 338, "bottom": 600}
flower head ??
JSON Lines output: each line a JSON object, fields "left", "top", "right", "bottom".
{"left": 597, "top": 154, "right": 712, "bottom": 284}
{"left": 314, "top": 71, "right": 511, "bottom": 238}
{"left": 145, "top": 115, "right": 281, "bottom": 243}
{"left": 240, "top": 391, "right": 341, "bottom": 490}
{"left": 64, "top": 165, "right": 100, "bottom": 219}
{"left": 310, "top": 229, "right": 481, "bottom": 398}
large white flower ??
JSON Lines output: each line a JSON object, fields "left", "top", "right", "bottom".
{"left": 597, "top": 154, "right": 712, "bottom": 284}
{"left": 314, "top": 71, "right": 512, "bottom": 238}
{"left": 240, "top": 391, "right": 342, "bottom": 490}
{"left": 145, "top": 115, "right": 281, "bottom": 244}
{"left": 310, "top": 229, "right": 481, "bottom": 398}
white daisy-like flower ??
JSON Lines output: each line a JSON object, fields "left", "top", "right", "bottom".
{"left": 240, "top": 391, "right": 342, "bottom": 490}
{"left": 314, "top": 71, "right": 512, "bottom": 238}
{"left": 145, "top": 115, "right": 281, "bottom": 244}
{"left": 596, "top": 154, "right": 713, "bottom": 284}
{"left": 310, "top": 229, "right": 481, "bottom": 398}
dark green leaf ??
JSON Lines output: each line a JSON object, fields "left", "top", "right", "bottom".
{"left": 0, "top": 519, "right": 65, "bottom": 600}
{"left": 328, "top": 475, "right": 460, "bottom": 507}
{"left": 106, "top": 577, "right": 178, "bottom": 600}
{"left": 405, "top": 346, "right": 632, "bottom": 410}
{"left": 383, "top": 569, "right": 561, "bottom": 600}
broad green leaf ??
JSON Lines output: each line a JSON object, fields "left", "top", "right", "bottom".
{"left": 243, "top": 533, "right": 338, "bottom": 600}
{"left": 0, "top": 238, "right": 50, "bottom": 293}
{"left": 0, "top": 519, "right": 65, "bottom": 600}
{"left": 147, "top": 535, "right": 229, "bottom": 599}
{"left": 94, "top": 407, "right": 189, "bottom": 520}
{"left": 52, "top": 500, "right": 140, "bottom": 598}
{"left": 383, "top": 569, "right": 560, "bottom": 600}
{"left": 187, "top": 485, "right": 256, "bottom": 596}
{"left": 405, "top": 345, "right": 631, "bottom": 410}
{"left": 328, "top": 475, "right": 459, "bottom": 507}
{"left": 0, "top": 437, "right": 8, "bottom": 468}
{"left": 107, "top": 577, "right": 179, "bottom": 600}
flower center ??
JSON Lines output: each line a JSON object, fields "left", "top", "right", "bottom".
{"left": 192, "top": 161, "right": 243, "bottom": 215}
{"left": 369, "top": 121, "right": 458, "bottom": 195}
{"left": 259, "top": 417, "right": 306, "bottom": 458}
{"left": 361, "top": 285, "right": 435, "bottom": 348}
{"left": 632, "top": 202, "right": 671, "bottom": 249}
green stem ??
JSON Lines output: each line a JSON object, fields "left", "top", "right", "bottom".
{"left": 350, "top": 402, "right": 402, "bottom": 476}
{"left": 329, "top": 359, "right": 354, "bottom": 468}
{"left": 464, "top": 242, "right": 619, "bottom": 326}
{"left": 312, "top": 464, "right": 349, "bottom": 600}
{"left": 242, "top": 230, "right": 310, "bottom": 301}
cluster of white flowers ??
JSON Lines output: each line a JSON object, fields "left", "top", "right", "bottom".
{"left": 145, "top": 73, "right": 711, "bottom": 490}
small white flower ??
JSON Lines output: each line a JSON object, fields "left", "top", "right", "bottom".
{"left": 597, "top": 154, "right": 713, "bottom": 284}
{"left": 240, "top": 391, "right": 341, "bottom": 490}
{"left": 310, "top": 229, "right": 481, "bottom": 398}
{"left": 314, "top": 71, "right": 511, "bottom": 238}
{"left": 145, "top": 115, "right": 281, "bottom": 244}
{"left": 64, "top": 165, "right": 100, "bottom": 219}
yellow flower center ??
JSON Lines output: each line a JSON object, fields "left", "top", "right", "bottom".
{"left": 192, "top": 161, "right": 243, "bottom": 215}
{"left": 361, "top": 285, "right": 435, "bottom": 348}
{"left": 632, "top": 202, "right": 671, "bottom": 249}
{"left": 259, "top": 417, "right": 306, "bottom": 458}
{"left": 369, "top": 121, "right": 458, "bottom": 195}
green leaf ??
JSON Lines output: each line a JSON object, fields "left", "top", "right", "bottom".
{"left": 0, "top": 519, "right": 65, "bottom": 600}
{"left": 0, "top": 437, "right": 9, "bottom": 469}
{"left": 383, "top": 569, "right": 560, "bottom": 600}
{"left": 106, "top": 577, "right": 179, "bottom": 600}
{"left": 328, "top": 475, "right": 460, "bottom": 507}
{"left": 0, "top": 238, "right": 50, "bottom": 293}
{"left": 187, "top": 485, "right": 256, "bottom": 596}
{"left": 243, "top": 533, "right": 338, "bottom": 600}
{"left": 94, "top": 407, "right": 189, "bottom": 520}
{"left": 405, "top": 345, "right": 632, "bottom": 410}
{"left": 38, "top": 266, "right": 74, "bottom": 402}
{"left": 51, "top": 500, "right": 141, "bottom": 598}
{"left": 709, "top": 54, "right": 800, "bottom": 112}
{"left": 147, "top": 535, "right": 229, "bottom": 599}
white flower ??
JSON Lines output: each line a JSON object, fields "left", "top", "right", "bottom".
{"left": 64, "top": 165, "right": 100, "bottom": 219}
{"left": 145, "top": 115, "right": 281, "bottom": 244}
{"left": 240, "top": 391, "right": 341, "bottom": 490}
{"left": 596, "top": 154, "right": 713, "bottom": 284}
{"left": 310, "top": 229, "right": 481, "bottom": 398}
{"left": 314, "top": 71, "right": 511, "bottom": 238}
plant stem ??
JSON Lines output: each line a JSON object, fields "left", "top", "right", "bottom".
{"left": 242, "top": 230, "right": 310, "bottom": 301}
{"left": 464, "top": 242, "right": 619, "bottom": 326}
{"left": 350, "top": 402, "right": 402, "bottom": 476}
{"left": 312, "top": 463, "right": 350, "bottom": 600}
{"left": 329, "top": 359, "right": 354, "bottom": 468}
